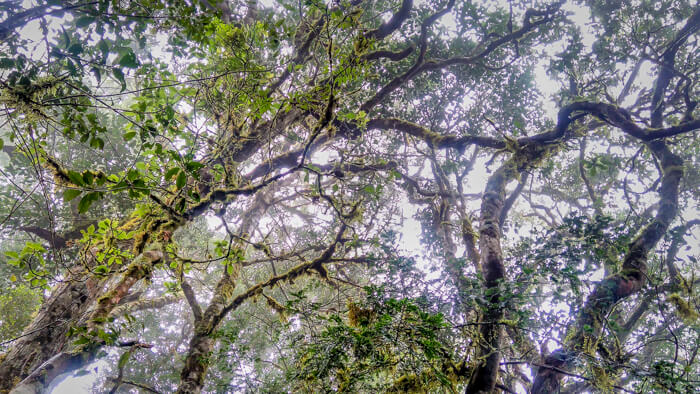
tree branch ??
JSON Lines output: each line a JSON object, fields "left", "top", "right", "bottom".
{"left": 181, "top": 279, "right": 203, "bottom": 322}
{"left": 365, "top": 0, "right": 413, "bottom": 41}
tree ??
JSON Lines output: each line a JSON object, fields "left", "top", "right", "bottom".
{"left": 0, "top": 0, "right": 698, "bottom": 393}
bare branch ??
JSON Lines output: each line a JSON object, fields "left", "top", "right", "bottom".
{"left": 181, "top": 280, "right": 203, "bottom": 322}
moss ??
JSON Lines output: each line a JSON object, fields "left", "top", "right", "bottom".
{"left": 461, "top": 218, "right": 478, "bottom": 240}
{"left": 497, "top": 319, "right": 519, "bottom": 328}
{"left": 347, "top": 302, "right": 374, "bottom": 327}
{"left": 662, "top": 164, "right": 684, "bottom": 176}
{"left": 669, "top": 293, "right": 698, "bottom": 322}
{"left": 0, "top": 77, "right": 59, "bottom": 121}
{"left": 118, "top": 216, "right": 141, "bottom": 233}
{"left": 590, "top": 365, "right": 614, "bottom": 393}
{"left": 263, "top": 294, "right": 287, "bottom": 322}
{"left": 353, "top": 35, "right": 372, "bottom": 56}
{"left": 388, "top": 374, "right": 421, "bottom": 393}
{"left": 43, "top": 155, "right": 77, "bottom": 188}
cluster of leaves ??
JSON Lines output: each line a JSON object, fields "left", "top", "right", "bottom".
{"left": 0, "top": 285, "right": 41, "bottom": 345}
{"left": 292, "top": 286, "right": 460, "bottom": 392}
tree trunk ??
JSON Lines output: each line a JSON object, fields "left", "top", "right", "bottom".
{"left": 176, "top": 334, "right": 215, "bottom": 394}
{"left": 0, "top": 271, "right": 99, "bottom": 393}
{"left": 6, "top": 245, "right": 162, "bottom": 393}
{"left": 466, "top": 163, "right": 510, "bottom": 394}
{"left": 467, "top": 144, "right": 551, "bottom": 393}
{"left": 531, "top": 141, "right": 683, "bottom": 393}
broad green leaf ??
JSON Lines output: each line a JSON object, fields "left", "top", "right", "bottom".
{"left": 118, "top": 350, "right": 131, "bottom": 369}
{"left": 63, "top": 189, "right": 82, "bottom": 202}
{"left": 118, "top": 49, "right": 138, "bottom": 68}
{"left": 67, "top": 170, "right": 84, "bottom": 186}
{"left": 90, "top": 137, "right": 104, "bottom": 150}
{"left": 78, "top": 192, "right": 99, "bottom": 213}
{"left": 75, "top": 16, "right": 94, "bottom": 28}
{"left": 112, "top": 68, "right": 126, "bottom": 92}
{"left": 0, "top": 58, "right": 13, "bottom": 69}
{"left": 165, "top": 167, "right": 180, "bottom": 180}
{"left": 82, "top": 171, "right": 93, "bottom": 185}
{"left": 176, "top": 170, "right": 187, "bottom": 189}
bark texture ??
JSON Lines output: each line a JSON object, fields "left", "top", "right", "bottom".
{"left": 0, "top": 271, "right": 99, "bottom": 393}
{"left": 6, "top": 246, "right": 162, "bottom": 394}
{"left": 466, "top": 144, "right": 550, "bottom": 393}
{"left": 465, "top": 163, "right": 511, "bottom": 394}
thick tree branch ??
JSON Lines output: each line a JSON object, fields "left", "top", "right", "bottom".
{"left": 19, "top": 221, "right": 96, "bottom": 249}
{"left": 109, "top": 294, "right": 181, "bottom": 318}
{"left": 181, "top": 280, "right": 203, "bottom": 322}
{"left": 365, "top": 0, "right": 413, "bottom": 41}
{"left": 651, "top": 8, "right": 700, "bottom": 128}
{"left": 468, "top": 144, "right": 553, "bottom": 393}
{"left": 362, "top": 45, "right": 414, "bottom": 62}
{"left": 531, "top": 140, "right": 684, "bottom": 393}
{"left": 367, "top": 118, "right": 505, "bottom": 150}
{"left": 499, "top": 171, "right": 529, "bottom": 227}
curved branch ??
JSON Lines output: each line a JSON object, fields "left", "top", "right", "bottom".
{"left": 651, "top": 8, "right": 700, "bottom": 128}
{"left": 365, "top": 0, "right": 413, "bottom": 41}
{"left": 362, "top": 45, "right": 414, "bottom": 62}
{"left": 367, "top": 118, "right": 505, "bottom": 150}
{"left": 531, "top": 140, "right": 684, "bottom": 393}
{"left": 361, "top": 2, "right": 561, "bottom": 112}
{"left": 19, "top": 221, "right": 95, "bottom": 250}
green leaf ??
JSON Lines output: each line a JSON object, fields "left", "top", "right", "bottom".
{"left": 90, "top": 137, "right": 104, "bottom": 150}
{"left": 126, "top": 169, "right": 140, "bottom": 181}
{"left": 67, "top": 42, "right": 83, "bottom": 55}
{"left": 78, "top": 192, "right": 99, "bottom": 213}
{"left": 26, "top": 241, "right": 43, "bottom": 250}
{"left": 75, "top": 16, "right": 94, "bottom": 28}
{"left": 118, "top": 350, "right": 131, "bottom": 369}
{"left": 118, "top": 49, "right": 138, "bottom": 68}
{"left": 64, "top": 189, "right": 82, "bottom": 202}
{"left": 67, "top": 170, "right": 84, "bottom": 186}
{"left": 165, "top": 167, "right": 180, "bottom": 180}
{"left": 97, "top": 38, "right": 109, "bottom": 58}
{"left": 94, "top": 265, "right": 110, "bottom": 274}
{"left": 82, "top": 171, "right": 94, "bottom": 185}
{"left": 123, "top": 131, "right": 137, "bottom": 141}
{"left": 185, "top": 161, "right": 204, "bottom": 173}
{"left": 176, "top": 170, "right": 187, "bottom": 189}
{"left": 112, "top": 68, "right": 126, "bottom": 92}
{"left": 0, "top": 58, "right": 14, "bottom": 69}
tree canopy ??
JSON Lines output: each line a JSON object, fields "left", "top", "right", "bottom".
{"left": 0, "top": 0, "right": 699, "bottom": 393}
